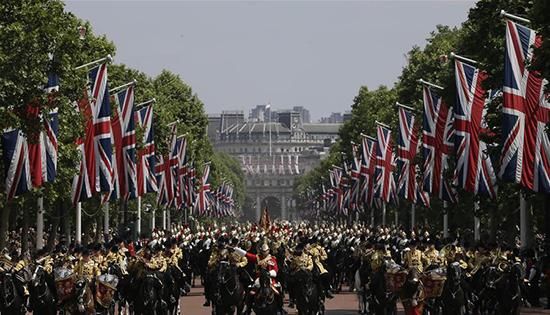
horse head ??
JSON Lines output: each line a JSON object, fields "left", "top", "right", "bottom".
{"left": 31, "top": 265, "right": 45, "bottom": 289}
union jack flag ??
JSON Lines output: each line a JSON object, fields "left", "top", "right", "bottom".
{"left": 396, "top": 107, "right": 420, "bottom": 201}
{"left": 28, "top": 73, "right": 59, "bottom": 187}
{"left": 136, "top": 104, "right": 157, "bottom": 196}
{"left": 175, "top": 136, "right": 187, "bottom": 209}
{"left": 374, "top": 124, "right": 395, "bottom": 203}
{"left": 195, "top": 163, "right": 211, "bottom": 215}
{"left": 72, "top": 64, "right": 113, "bottom": 205}
{"left": 350, "top": 143, "right": 361, "bottom": 210}
{"left": 499, "top": 20, "right": 550, "bottom": 193}
{"left": 2, "top": 129, "right": 31, "bottom": 199}
{"left": 111, "top": 86, "right": 137, "bottom": 200}
{"left": 360, "top": 135, "right": 378, "bottom": 208}
{"left": 185, "top": 163, "right": 196, "bottom": 208}
{"left": 422, "top": 85, "right": 457, "bottom": 203}
{"left": 454, "top": 60, "right": 498, "bottom": 198}
{"left": 155, "top": 155, "right": 172, "bottom": 207}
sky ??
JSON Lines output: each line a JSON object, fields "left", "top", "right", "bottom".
{"left": 65, "top": 1, "right": 475, "bottom": 121}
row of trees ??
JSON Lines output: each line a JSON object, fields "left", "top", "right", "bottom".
{"left": 0, "top": 0, "right": 245, "bottom": 250}
{"left": 295, "top": 0, "right": 549, "bottom": 245}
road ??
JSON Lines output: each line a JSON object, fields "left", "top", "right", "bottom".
{"left": 177, "top": 285, "right": 550, "bottom": 315}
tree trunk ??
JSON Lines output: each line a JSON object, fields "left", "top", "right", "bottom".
{"left": 63, "top": 200, "right": 71, "bottom": 245}
{"left": 22, "top": 201, "right": 29, "bottom": 254}
{"left": 0, "top": 203, "right": 10, "bottom": 250}
{"left": 46, "top": 199, "right": 61, "bottom": 251}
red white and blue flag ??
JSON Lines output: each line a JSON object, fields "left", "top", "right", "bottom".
{"left": 396, "top": 107, "right": 420, "bottom": 201}
{"left": 350, "top": 143, "right": 361, "bottom": 211}
{"left": 72, "top": 64, "right": 113, "bottom": 205}
{"left": 136, "top": 104, "right": 157, "bottom": 196}
{"left": 421, "top": 85, "right": 457, "bottom": 203}
{"left": 110, "top": 86, "right": 137, "bottom": 200}
{"left": 195, "top": 163, "right": 211, "bottom": 215}
{"left": 499, "top": 20, "right": 550, "bottom": 193}
{"left": 360, "top": 135, "right": 378, "bottom": 208}
{"left": 454, "top": 60, "right": 498, "bottom": 198}
{"left": 374, "top": 124, "right": 395, "bottom": 203}
{"left": 155, "top": 155, "right": 171, "bottom": 206}
{"left": 3, "top": 129, "right": 32, "bottom": 199}
{"left": 175, "top": 136, "right": 187, "bottom": 209}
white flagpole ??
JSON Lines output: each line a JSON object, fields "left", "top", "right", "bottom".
{"left": 411, "top": 203, "right": 416, "bottom": 231}
{"left": 137, "top": 197, "right": 142, "bottom": 236}
{"left": 36, "top": 196, "right": 44, "bottom": 250}
{"left": 520, "top": 192, "right": 528, "bottom": 248}
{"left": 104, "top": 201, "right": 109, "bottom": 241}
{"left": 443, "top": 201, "right": 449, "bottom": 239}
{"left": 76, "top": 202, "right": 82, "bottom": 244}
{"left": 474, "top": 201, "right": 481, "bottom": 242}
{"left": 151, "top": 209, "right": 156, "bottom": 232}
{"left": 382, "top": 202, "right": 387, "bottom": 226}
{"left": 162, "top": 208, "right": 167, "bottom": 230}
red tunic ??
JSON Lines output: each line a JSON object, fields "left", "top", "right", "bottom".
{"left": 245, "top": 253, "right": 279, "bottom": 276}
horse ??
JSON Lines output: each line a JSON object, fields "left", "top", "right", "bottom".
{"left": 0, "top": 270, "right": 26, "bottom": 315}
{"left": 368, "top": 262, "right": 397, "bottom": 315}
{"left": 162, "top": 266, "right": 181, "bottom": 315}
{"left": 106, "top": 262, "right": 128, "bottom": 315}
{"left": 132, "top": 272, "right": 165, "bottom": 315}
{"left": 293, "top": 269, "right": 323, "bottom": 315}
{"left": 28, "top": 265, "right": 56, "bottom": 315}
{"left": 495, "top": 263, "right": 523, "bottom": 315}
{"left": 353, "top": 259, "right": 371, "bottom": 315}
{"left": 440, "top": 262, "right": 466, "bottom": 315}
{"left": 251, "top": 268, "right": 281, "bottom": 315}
{"left": 212, "top": 261, "right": 245, "bottom": 315}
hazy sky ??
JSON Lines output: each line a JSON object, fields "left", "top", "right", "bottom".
{"left": 65, "top": 1, "right": 475, "bottom": 121}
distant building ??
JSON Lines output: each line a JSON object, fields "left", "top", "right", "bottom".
{"left": 292, "top": 106, "right": 311, "bottom": 123}
{"left": 208, "top": 106, "right": 341, "bottom": 221}
{"left": 320, "top": 112, "right": 344, "bottom": 123}
{"left": 220, "top": 110, "right": 245, "bottom": 132}
{"left": 249, "top": 104, "right": 271, "bottom": 122}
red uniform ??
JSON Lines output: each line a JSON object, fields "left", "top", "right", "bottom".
{"left": 245, "top": 253, "right": 279, "bottom": 276}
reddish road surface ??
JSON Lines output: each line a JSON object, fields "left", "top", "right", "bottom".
{"left": 177, "top": 285, "right": 550, "bottom": 315}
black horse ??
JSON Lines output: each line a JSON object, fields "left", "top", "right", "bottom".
{"left": 163, "top": 266, "right": 181, "bottom": 315}
{"left": 133, "top": 272, "right": 165, "bottom": 315}
{"left": 441, "top": 262, "right": 466, "bottom": 315}
{"left": 495, "top": 263, "right": 523, "bottom": 315}
{"left": 475, "top": 266, "right": 500, "bottom": 314}
{"left": 106, "top": 262, "right": 128, "bottom": 315}
{"left": 0, "top": 269, "right": 26, "bottom": 315}
{"left": 28, "top": 265, "right": 56, "bottom": 315}
{"left": 252, "top": 268, "right": 281, "bottom": 315}
{"left": 293, "top": 269, "right": 324, "bottom": 315}
{"left": 368, "top": 263, "right": 397, "bottom": 315}
{"left": 353, "top": 260, "right": 371, "bottom": 315}
{"left": 212, "top": 261, "right": 245, "bottom": 315}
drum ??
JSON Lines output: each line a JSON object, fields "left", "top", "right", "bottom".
{"left": 421, "top": 272, "right": 446, "bottom": 298}
{"left": 385, "top": 269, "right": 408, "bottom": 293}
{"left": 54, "top": 268, "right": 76, "bottom": 303}
{"left": 95, "top": 274, "right": 119, "bottom": 308}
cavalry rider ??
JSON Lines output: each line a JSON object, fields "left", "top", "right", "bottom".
{"left": 233, "top": 242, "right": 284, "bottom": 314}
{"left": 400, "top": 268, "right": 425, "bottom": 315}
{"left": 404, "top": 240, "right": 423, "bottom": 272}
{"left": 74, "top": 247, "right": 101, "bottom": 297}
{"left": 306, "top": 238, "right": 334, "bottom": 298}
{"left": 288, "top": 242, "right": 313, "bottom": 308}
{"left": 422, "top": 240, "right": 442, "bottom": 270}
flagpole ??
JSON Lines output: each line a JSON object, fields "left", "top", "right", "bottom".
{"left": 382, "top": 202, "right": 387, "bottom": 226}
{"left": 418, "top": 78, "right": 444, "bottom": 90}
{"left": 500, "top": 10, "right": 531, "bottom": 24}
{"left": 410, "top": 203, "right": 415, "bottom": 231}
{"left": 36, "top": 196, "right": 44, "bottom": 250}
{"left": 104, "top": 201, "right": 109, "bottom": 242}
{"left": 443, "top": 201, "right": 449, "bottom": 239}
{"left": 76, "top": 202, "right": 82, "bottom": 244}
{"left": 520, "top": 191, "right": 528, "bottom": 248}
{"left": 162, "top": 207, "right": 167, "bottom": 230}
{"left": 151, "top": 208, "right": 156, "bottom": 233}
{"left": 109, "top": 79, "right": 137, "bottom": 94}
{"left": 74, "top": 54, "right": 113, "bottom": 70}
{"left": 137, "top": 196, "right": 142, "bottom": 237}
{"left": 474, "top": 201, "right": 481, "bottom": 242}
{"left": 449, "top": 52, "right": 479, "bottom": 65}
{"left": 135, "top": 98, "right": 156, "bottom": 109}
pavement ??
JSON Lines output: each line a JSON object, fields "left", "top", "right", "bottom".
{"left": 177, "top": 285, "right": 550, "bottom": 315}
